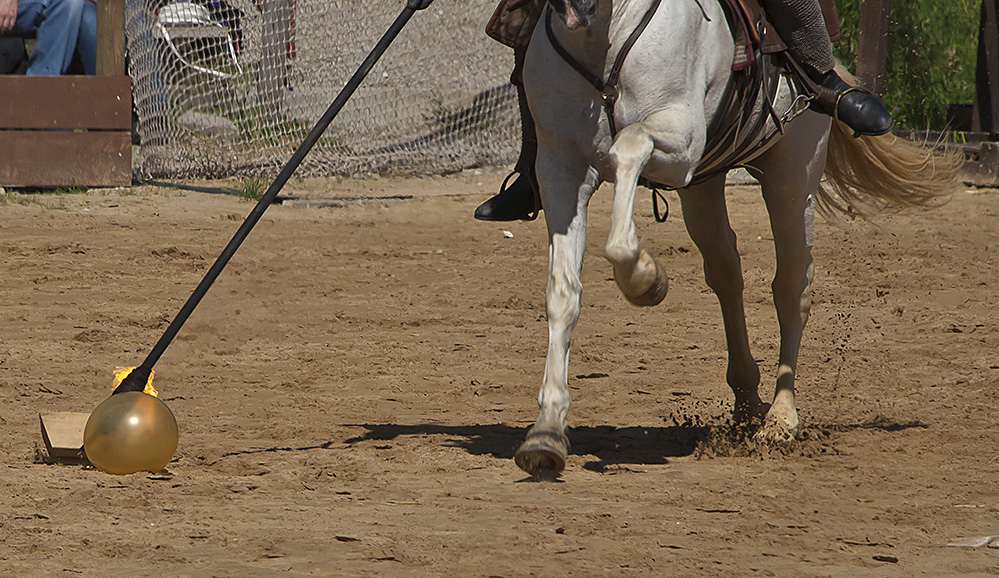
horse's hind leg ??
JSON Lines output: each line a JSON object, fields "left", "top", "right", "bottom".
{"left": 678, "top": 176, "right": 766, "bottom": 422}
{"left": 749, "top": 113, "right": 830, "bottom": 442}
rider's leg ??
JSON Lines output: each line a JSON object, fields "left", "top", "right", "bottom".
{"left": 764, "top": 0, "right": 894, "bottom": 136}
{"left": 15, "top": 0, "right": 86, "bottom": 75}
{"left": 474, "top": 46, "right": 543, "bottom": 221}
{"left": 77, "top": 0, "right": 97, "bottom": 75}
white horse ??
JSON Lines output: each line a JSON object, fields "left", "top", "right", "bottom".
{"left": 514, "top": 0, "right": 958, "bottom": 475}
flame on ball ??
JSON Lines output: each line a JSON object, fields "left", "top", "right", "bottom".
{"left": 112, "top": 366, "right": 157, "bottom": 397}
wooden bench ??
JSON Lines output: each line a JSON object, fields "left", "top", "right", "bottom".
{"left": 0, "top": 0, "right": 131, "bottom": 188}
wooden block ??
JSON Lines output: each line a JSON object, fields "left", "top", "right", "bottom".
{"left": 0, "top": 76, "right": 131, "bottom": 130}
{"left": 40, "top": 412, "right": 92, "bottom": 464}
{"left": 0, "top": 130, "right": 131, "bottom": 188}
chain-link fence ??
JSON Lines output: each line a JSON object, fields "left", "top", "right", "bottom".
{"left": 127, "top": 0, "right": 519, "bottom": 179}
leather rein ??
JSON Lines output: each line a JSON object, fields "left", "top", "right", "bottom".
{"left": 544, "top": 0, "right": 662, "bottom": 137}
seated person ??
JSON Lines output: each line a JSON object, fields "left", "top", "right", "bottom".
{"left": 0, "top": 0, "right": 96, "bottom": 75}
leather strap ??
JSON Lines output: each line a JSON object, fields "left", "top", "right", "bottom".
{"left": 544, "top": 0, "right": 662, "bottom": 136}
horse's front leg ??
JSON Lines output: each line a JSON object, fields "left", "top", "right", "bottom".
{"left": 514, "top": 159, "right": 600, "bottom": 476}
{"left": 603, "top": 123, "right": 668, "bottom": 306}
{"left": 604, "top": 111, "right": 705, "bottom": 306}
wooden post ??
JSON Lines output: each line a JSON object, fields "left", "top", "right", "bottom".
{"left": 97, "top": 0, "right": 126, "bottom": 76}
{"left": 856, "top": 0, "right": 892, "bottom": 97}
{"left": 978, "top": 0, "right": 999, "bottom": 137}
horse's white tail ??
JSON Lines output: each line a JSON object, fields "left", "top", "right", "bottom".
{"left": 816, "top": 70, "right": 964, "bottom": 217}
{"left": 817, "top": 126, "right": 963, "bottom": 217}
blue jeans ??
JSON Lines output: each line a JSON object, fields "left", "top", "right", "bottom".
{"left": 78, "top": 0, "right": 96, "bottom": 74}
{"left": 12, "top": 0, "right": 96, "bottom": 75}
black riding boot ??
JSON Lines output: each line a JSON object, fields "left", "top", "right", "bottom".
{"left": 474, "top": 70, "right": 542, "bottom": 221}
{"left": 761, "top": 0, "right": 894, "bottom": 136}
{"left": 810, "top": 69, "right": 895, "bottom": 137}
{"left": 474, "top": 167, "right": 541, "bottom": 221}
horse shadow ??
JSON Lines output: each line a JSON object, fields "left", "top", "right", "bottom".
{"left": 343, "top": 422, "right": 710, "bottom": 472}
{"left": 342, "top": 417, "right": 930, "bottom": 472}
{"left": 217, "top": 418, "right": 928, "bottom": 473}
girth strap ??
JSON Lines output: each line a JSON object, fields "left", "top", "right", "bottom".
{"left": 544, "top": 0, "right": 662, "bottom": 136}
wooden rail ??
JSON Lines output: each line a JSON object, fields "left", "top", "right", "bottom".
{"left": 978, "top": 0, "right": 999, "bottom": 137}
{"left": 897, "top": 130, "right": 999, "bottom": 186}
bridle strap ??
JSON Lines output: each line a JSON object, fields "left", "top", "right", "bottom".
{"left": 545, "top": 0, "right": 662, "bottom": 136}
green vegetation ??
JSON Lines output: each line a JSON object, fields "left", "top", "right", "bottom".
{"left": 833, "top": 0, "right": 981, "bottom": 130}
{"left": 240, "top": 176, "right": 267, "bottom": 201}
{"left": 230, "top": 105, "right": 311, "bottom": 144}
{"left": 426, "top": 86, "right": 505, "bottom": 135}
{"left": 223, "top": 104, "right": 351, "bottom": 154}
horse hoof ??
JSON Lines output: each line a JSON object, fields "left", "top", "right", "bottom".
{"left": 752, "top": 414, "right": 798, "bottom": 444}
{"left": 609, "top": 249, "right": 668, "bottom": 307}
{"left": 623, "top": 269, "right": 668, "bottom": 306}
{"left": 514, "top": 429, "right": 569, "bottom": 476}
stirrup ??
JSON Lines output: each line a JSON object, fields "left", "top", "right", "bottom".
{"left": 499, "top": 170, "right": 541, "bottom": 222}
{"left": 473, "top": 169, "right": 542, "bottom": 222}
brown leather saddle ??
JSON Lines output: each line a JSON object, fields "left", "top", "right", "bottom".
{"left": 726, "top": 0, "right": 839, "bottom": 71}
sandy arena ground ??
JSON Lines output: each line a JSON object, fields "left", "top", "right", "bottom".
{"left": 1, "top": 168, "right": 998, "bottom": 576}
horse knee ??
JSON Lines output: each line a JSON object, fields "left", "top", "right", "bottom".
{"left": 609, "top": 127, "right": 655, "bottom": 172}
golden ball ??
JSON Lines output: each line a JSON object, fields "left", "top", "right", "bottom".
{"left": 83, "top": 391, "right": 179, "bottom": 475}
